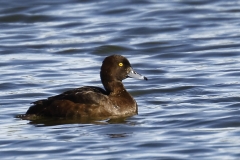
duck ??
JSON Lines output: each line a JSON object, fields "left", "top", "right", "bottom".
{"left": 17, "top": 55, "right": 147, "bottom": 120}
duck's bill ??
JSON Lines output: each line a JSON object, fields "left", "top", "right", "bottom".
{"left": 128, "top": 68, "right": 148, "bottom": 80}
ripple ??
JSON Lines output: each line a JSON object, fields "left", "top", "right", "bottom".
{"left": 1, "top": 0, "right": 240, "bottom": 159}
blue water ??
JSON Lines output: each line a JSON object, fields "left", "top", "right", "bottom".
{"left": 1, "top": 0, "right": 240, "bottom": 159}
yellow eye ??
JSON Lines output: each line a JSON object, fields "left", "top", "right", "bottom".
{"left": 119, "top": 63, "right": 123, "bottom": 67}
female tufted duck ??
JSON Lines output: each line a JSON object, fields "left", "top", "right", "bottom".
{"left": 18, "top": 55, "right": 147, "bottom": 120}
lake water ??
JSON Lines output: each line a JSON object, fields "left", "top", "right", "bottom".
{"left": 1, "top": 0, "right": 240, "bottom": 159}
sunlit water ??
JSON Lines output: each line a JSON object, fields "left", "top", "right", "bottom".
{"left": 1, "top": 0, "right": 240, "bottom": 159}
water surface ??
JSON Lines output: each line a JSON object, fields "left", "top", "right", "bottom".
{"left": 1, "top": 0, "right": 240, "bottom": 159}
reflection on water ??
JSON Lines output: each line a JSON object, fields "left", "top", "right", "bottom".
{"left": 19, "top": 116, "right": 132, "bottom": 127}
{"left": 1, "top": 0, "right": 240, "bottom": 159}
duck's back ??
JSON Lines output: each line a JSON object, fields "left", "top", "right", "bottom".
{"left": 26, "top": 86, "right": 112, "bottom": 118}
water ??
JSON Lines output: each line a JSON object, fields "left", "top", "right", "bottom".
{"left": 1, "top": 0, "right": 240, "bottom": 159}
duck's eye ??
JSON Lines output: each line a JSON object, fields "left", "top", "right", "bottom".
{"left": 119, "top": 63, "right": 123, "bottom": 67}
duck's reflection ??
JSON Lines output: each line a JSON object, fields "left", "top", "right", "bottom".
{"left": 17, "top": 116, "right": 135, "bottom": 126}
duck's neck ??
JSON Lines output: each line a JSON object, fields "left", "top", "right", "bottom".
{"left": 102, "top": 80, "right": 126, "bottom": 94}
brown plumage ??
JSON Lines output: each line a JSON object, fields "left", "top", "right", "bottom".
{"left": 17, "top": 55, "right": 147, "bottom": 120}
